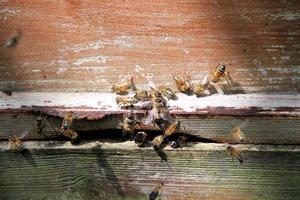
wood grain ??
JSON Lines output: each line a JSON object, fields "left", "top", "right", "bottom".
{"left": 0, "top": 113, "right": 299, "bottom": 145}
{"left": 0, "top": 142, "right": 299, "bottom": 200}
{"left": 0, "top": 0, "right": 299, "bottom": 93}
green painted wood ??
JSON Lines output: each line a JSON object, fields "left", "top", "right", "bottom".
{"left": 0, "top": 142, "right": 299, "bottom": 200}
{"left": 0, "top": 113, "right": 299, "bottom": 144}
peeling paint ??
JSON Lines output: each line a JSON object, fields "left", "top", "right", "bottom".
{"left": 73, "top": 56, "right": 107, "bottom": 66}
{"left": 268, "top": 11, "right": 300, "bottom": 21}
{"left": 0, "top": 7, "right": 21, "bottom": 15}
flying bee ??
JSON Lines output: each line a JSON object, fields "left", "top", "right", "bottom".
{"left": 60, "top": 128, "right": 79, "bottom": 140}
{"left": 152, "top": 135, "right": 164, "bottom": 151}
{"left": 5, "top": 31, "right": 22, "bottom": 48}
{"left": 133, "top": 89, "right": 150, "bottom": 101}
{"left": 158, "top": 85, "right": 176, "bottom": 99}
{"left": 61, "top": 112, "right": 75, "bottom": 130}
{"left": 116, "top": 96, "right": 138, "bottom": 109}
{"left": 227, "top": 146, "right": 243, "bottom": 164}
{"left": 231, "top": 127, "right": 246, "bottom": 143}
{"left": 173, "top": 74, "right": 193, "bottom": 94}
{"left": 8, "top": 131, "right": 28, "bottom": 152}
{"left": 112, "top": 76, "right": 135, "bottom": 95}
{"left": 164, "top": 121, "right": 181, "bottom": 138}
{"left": 149, "top": 182, "right": 164, "bottom": 200}
{"left": 134, "top": 131, "right": 148, "bottom": 147}
{"left": 170, "top": 135, "right": 188, "bottom": 149}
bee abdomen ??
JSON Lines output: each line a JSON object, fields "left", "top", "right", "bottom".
{"left": 149, "top": 191, "right": 159, "bottom": 200}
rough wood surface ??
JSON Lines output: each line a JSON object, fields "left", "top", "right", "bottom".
{"left": 0, "top": 113, "right": 299, "bottom": 145}
{"left": 1, "top": 92, "right": 300, "bottom": 116}
{"left": 0, "top": 141, "right": 299, "bottom": 200}
{"left": 0, "top": 0, "right": 299, "bottom": 93}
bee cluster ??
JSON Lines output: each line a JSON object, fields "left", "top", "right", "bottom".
{"left": 112, "top": 65, "right": 236, "bottom": 155}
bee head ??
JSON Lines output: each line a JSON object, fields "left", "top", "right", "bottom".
{"left": 226, "top": 146, "right": 232, "bottom": 151}
{"left": 220, "top": 65, "right": 226, "bottom": 72}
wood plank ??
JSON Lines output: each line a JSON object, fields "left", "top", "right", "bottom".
{"left": 0, "top": 141, "right": 299, "bottom": 200}
{"left": 0, "top": 1, "right": 299, "bottom": 93}
{"left": 0, "top": 113, "right": 299, "bottom": 145}
{"left": 1, "top": 93, "right": 300, "bottom": 116}
{"left": 0, "top": 92, "right": 299, "bottom": 143}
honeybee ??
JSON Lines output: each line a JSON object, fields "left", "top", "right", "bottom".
{"left": 133, "top": 89, "right": 150, "bottom": 101}
{"left": 34, "top": 115, "right": 45, "bottom": 135}
{"left": 8, "top": 131, "right": 28, "bottom": 152}
{"left": 60, "top": 129, "right": 79, "bottom": 140}
{"left": 116, "top": 96, "right": 138, "bottom": 109}
{"left": 152, "top": 135, "right": 164, "bottom": 151}
{"left": 159, "top": 85, "right": 176, "bottom": 99}
{"left": 61, "top": 112, "right": 75, "bottom": 130}
{"left": 5, "top": 31, "right": 22, "bottom": 48}
{"left": 164, "top": 121, "right": 181, "bottom": 138}
{"left": 149, "top": 182, "right": 164, "bottom": 200}
{"left": 170, "top": 135, "right": 188, "bottom": 149}
{"left": 112, "top": 76, "right": 135, "bottom": 95}
{"left": 208, "top": 65, "right": 231, "bottom": 95}
{"left": 231, "top": 127, "right": 246, "bottom": 143}
{"left": 134, "top": 131, "right": 148, "bottom": 147}
{"left": 145, "top": 97, "right": 170, "bottom": 126}
{"left": 227, "top": 146, "right": 243, "bottom": 163}
{"left": 59, "top": 112, "right": 78, "bottom": 140}
{"left": 121, "top": 111, "right": 138, "bottom": 139}
{"left": 173, "top": 74, "right": 193, "bottom": 94}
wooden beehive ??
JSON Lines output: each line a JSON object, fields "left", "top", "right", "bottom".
{"left": 0, "top": 1, "right": 300, "bottom": 200}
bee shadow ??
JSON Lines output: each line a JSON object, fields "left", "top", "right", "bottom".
{"left": 20, "top": 149, "right": 37, "bottom": 167}
{"left": 224, "top": 73, "right": 246, "bottom": 94}
{"left": 92, "top": 147, "right": 125, "bottom": 197}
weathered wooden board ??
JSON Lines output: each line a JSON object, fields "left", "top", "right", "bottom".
{"left": 0, "top": 0, "right": 299, "bottom": 93}
{"left": 0, "top": 93, "right": 299, "bottom": 143}
{"left": 0, "top": 113, "right": 300, "bottom": 145}
{"left": 0, "top": 142, "right": 299, "bottom": 200}
{"left": 1, "top": 93, "right": 300, "bottom": 116}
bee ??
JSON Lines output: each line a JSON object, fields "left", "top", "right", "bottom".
{"left": 145, "top": 96, "right": 170, "bottom": 126}
{"left": 209, "top": 65, "right": 231, "bottom": 95}
{"left": 158, "top": 85, "right": 176, "bottom": 99}
{"left": 121, "top": 111, "right": 138, "bottom": 139}
{"left": 173, "top": 74, "right": 193, "bottom": 94}
{"left": 59, "top": 112, "right": 78, "bottom": 140}
{"left": 164, "top": 121, "right": 181, "bottom": 138}
{"left": 112, "top": 76, "right": 135, "bottom": 95}
{"left": 8, "top": 131, "right": 28, "bottom": 152}
{"left": 231, "top": 127, "right": 246, "bottom": 143}
{"left": 60, "top": 128, "right": 79, "bottom": 140}
{"left": 61, "top": 112, "right": 75, "bottom": 130}
{"left": 152, "top": 135, "right": 164, "bottom": 151}
{"left": 34, "top": 115, "right": 45, "bottom": 135}
{"left": 116, "top": 96, "right": 138, "bottom": 109}
{"left": 149, "top": 182, "right": 164, "bottom": 200}
{"left": 133, "top": 89, "right": 150, "bottom": 101}
{"left": 194, "top": 84, "right": 206, "bottom": 97}
{"left": 227, "top": 146, "right": 243, "bottom": 163}
{"left": 170, "top": 135, "right": 188, "bottom": 149}
{"left": 5, "top": 31, "right": 22, "bottom": 48}
{"left": 134, "top": 131, "right": 148, "bottom": 147}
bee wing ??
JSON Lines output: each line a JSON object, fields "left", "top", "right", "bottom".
{"left": 211, "top": 83, "right": 224, "bottom": 95}
{"left": 148, "top": 81, "right": 157, "bottom": 90}
{"left": 19, "top": 130, "right": 29, "bottom": 139}
{"left": 144, "top": 110, "right": 154, "bottom": 125}
{"left": 134, "top": 101, "right": 152, "bottom": 110}
{"left": 201, "top": 74, "right": 208, "bottom": 85}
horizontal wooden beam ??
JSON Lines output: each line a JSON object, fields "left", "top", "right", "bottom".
{"left": 0, "top": 141, "right": 299, "bottom": 200}
{"left": 1, "top": 92, "right": 300, "bottom": 117}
